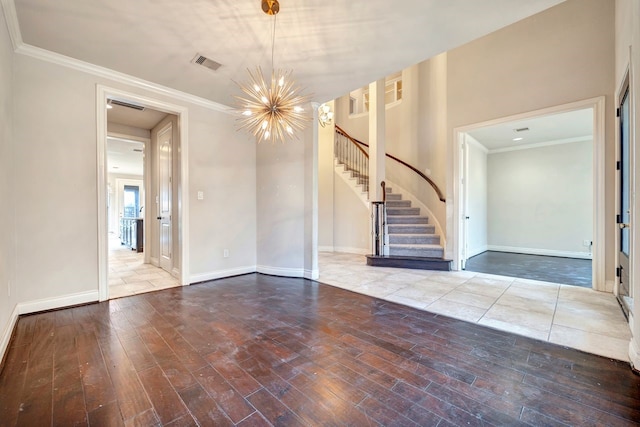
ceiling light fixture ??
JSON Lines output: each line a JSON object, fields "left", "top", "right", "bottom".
{"left": 318, "top": 103, "right": 334, "bottom": 128}
{"left": 235, "top": 0, "right": 311, "bottom": 143}
{"left": 513, "top": 137, "right": 524, "bottom": 141}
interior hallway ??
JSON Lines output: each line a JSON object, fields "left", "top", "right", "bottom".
{"left": 319, "top": 252, "right": 630, "bottom": 361}
{"left": 109, "top": 233, "right": 180, "bottom": 298}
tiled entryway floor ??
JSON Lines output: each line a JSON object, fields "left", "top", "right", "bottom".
{"left": 108, "top": 233, "right": 180, "bottom": 298}
{"left": 319, "top": 252, "right": 631, "bottom": 361}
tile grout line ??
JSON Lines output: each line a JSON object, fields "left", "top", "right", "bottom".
{"left": 547, "top": 285, "right": 562, "bottom": 342}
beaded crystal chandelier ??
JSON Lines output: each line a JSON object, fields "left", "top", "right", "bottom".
{"left": 235, "top": 0, "right": 311, "bottom": 143}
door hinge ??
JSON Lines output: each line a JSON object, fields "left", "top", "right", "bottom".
{"left": 616, "top": 266, "right": 621, "bottom": 277}
{"left": 616, "top": 107, "right": 620, "bottom": 117}
{"left": 617, "top": 214, "right": 622, "bottom": 224}
{"left": 616, "top": 160, "right": 621, "bottom": 170}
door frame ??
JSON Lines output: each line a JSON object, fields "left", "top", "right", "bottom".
{"left": 451, "top": 96, "right": 606, "bottom": 291}
{"left": 615, "top": 68, "right": 633, "bottom": 311}
{"left": 97, "top": 85, "right": 190, "bottom": 301}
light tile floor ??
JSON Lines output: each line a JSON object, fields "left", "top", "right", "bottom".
{"left": 318, "top": 252, "right": 631, "bottom": 361}
{"left": 109, "top": 233, "right": 180, "bottom": 299}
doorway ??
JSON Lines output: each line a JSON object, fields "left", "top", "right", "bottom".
{"left": 452, "top": 97, "right": 606, "bottom": 291}
{"left": 97, "top": 86, "right": 190, "bottom": 301}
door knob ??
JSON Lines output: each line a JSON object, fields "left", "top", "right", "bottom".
{"left": 619, "top": 223, "right": 630, "bottom": 229}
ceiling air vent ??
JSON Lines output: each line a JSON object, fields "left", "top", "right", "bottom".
{"left": 514, "top": 127, "right": 530, "bottom": 132}
{"left": 192, "top": 54, "right": 222, "bottom": 72}
{"left": 110, "top": 99, "right": 146, "bottom": 111}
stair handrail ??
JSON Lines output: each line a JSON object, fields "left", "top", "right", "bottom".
{"left": 336, "top": 125, "right": 369, "bottom": 159}
{"left": 335, "top": 125, "right": 446, "bottom": 203}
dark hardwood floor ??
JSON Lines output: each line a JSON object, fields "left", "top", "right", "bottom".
{"left": 465, "top": 251, "right": 592, "bottom": 288}
{"left": 1, "top": 274, "right": 638, "bottom": 426}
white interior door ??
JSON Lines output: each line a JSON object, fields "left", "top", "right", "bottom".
{"left": 158, "top": 124, "right": 173, "bottom": 272}
{"left": 461, "top": 137, "right": 470, "bottom": 269}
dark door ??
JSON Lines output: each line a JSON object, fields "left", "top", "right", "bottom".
{"left": 617, "top": 80, "right": 631, "bottom": 317}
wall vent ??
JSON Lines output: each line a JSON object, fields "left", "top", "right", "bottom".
{"left": 110, "top": 99, "right": 146, "bottom": 111}
{"left": 192, "top": 54, "right": 222, "bottom": 72}
{"left": 514, "top": 127, "right": 530, "bottom": 132}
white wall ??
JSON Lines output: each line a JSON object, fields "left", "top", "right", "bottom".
{"left": 0, "top": 4, "right": 16, "bottom": 362}
{"left": 318, "top": 102, "right": 335, "bottom": 250}
{"left": 9, "top": 52, "right": 257, "bottom": 305}
{"left": 333, "top": 174, "right": 370, "bottom": 254}
{"left": 446, "top": 0, "right": 614, "bottom": 277}
{"left": 256, "top": 133, "right": 306, "bottom": 275}
{"left": 466, "top": 137, "right": 488, "bottom": 257}
{"left": 487, "top": 141, "right": 593, "bottom": 256}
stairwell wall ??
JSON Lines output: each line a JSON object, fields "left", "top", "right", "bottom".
{"left": 0, "top": 3, "right": 16, "bottom": 365}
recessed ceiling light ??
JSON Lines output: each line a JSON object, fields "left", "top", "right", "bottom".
{"left": 513, "top": 137, "right": 524, "bottom": 141}
{"left": 112, "top": 166, "right": 119, "bottom": 169}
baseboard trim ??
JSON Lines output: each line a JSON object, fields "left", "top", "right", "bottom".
{"left": 17, "top": 290, "right": 100, "bottom": 316}
{"left": 333, "top": 246, "right": 369, "bottom": 255}
{"left": 467, "top": 245, "right": 488, "bottom": 258}
{"left": 256, "top": 265, "right": 305, "bottom": 278}
{"left": 486, "top": 245, "right": 592, "bottom": 260}
{"left": 150, "top": 257, "right": 159, "bottom": 267}
{"left": 0, "top": 304, "right": 19, "bottom": 370}
{"left": 304, "top": 269, "right": 319, "bottom": 280}
{"left": 318, "top": 246, "right": 334, "bottom": 253}
{"left": 190, "top": 266, "right": 257, "bottom": 284}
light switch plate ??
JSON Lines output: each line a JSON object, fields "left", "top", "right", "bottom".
{"left": 197, "top": 191, "right": 204, "bottom": 200}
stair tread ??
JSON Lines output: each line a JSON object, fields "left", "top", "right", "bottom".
{"left": 388, "top": 233, "right": 439, "bottom": 237}
{"left": 389, "top": 243, "right": 442, "bottom": 248}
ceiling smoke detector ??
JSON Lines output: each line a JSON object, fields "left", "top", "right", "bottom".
{"left": 192, "top": 54, "right": 223, "bottom": 72}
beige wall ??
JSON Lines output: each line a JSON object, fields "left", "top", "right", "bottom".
{"left": 445, "top": 0, "right": 615, "bottom": 277}
{"left": 8, "top": 52, "right": 257, "bottom": 304}
{"left": 487, "top": 141, "right": 593, "bottom": 255}
{"left": 0, "top": 4, "right": 16, "bottom": 358}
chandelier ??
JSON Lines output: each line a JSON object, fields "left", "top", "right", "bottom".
{"left": 235, "top": 0, "right": 311, "bottom": 143}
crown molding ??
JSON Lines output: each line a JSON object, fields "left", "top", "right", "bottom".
{"left": 488, "top": 135, "right": 592, "bottom": 154}
{"left": 465, "top": 134, "right": 489, "bottom": 153}
{"left": 16, "top": 44, "right": 234, "bottom": 113}
{"left": 0, "top": 0, "right": 22, "bottom": 50}
{"left": 2, "top": 0, "right": 234, "bottom": 114}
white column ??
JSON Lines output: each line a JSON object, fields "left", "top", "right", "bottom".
{"left": 368, "top": 79, "right": 386, "bottom": 200}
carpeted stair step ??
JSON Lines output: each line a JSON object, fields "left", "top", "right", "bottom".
{"left": 388, "top": 224, "right": 435, "bottom": 234}
{"left": 385, "top": 200, "right": 412, "bottom": 207}
{"left": 387, "top": 207, "right": 420, "bottom": 216}
{"left": 385, "top": 193, "right": 402, "bottom": 201}
{"left": 389, "top": 244, "right": 444, "bottom": 258}
{"left": 387, "top": 215, "right": 429, "bottom": 225}
{"left": 389, "top": 234, "right": 440, "bottom": 245}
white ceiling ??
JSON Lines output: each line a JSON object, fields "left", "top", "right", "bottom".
{"left": 14, "top": 0, "right": 564, "bottom": 107}
{"left": 107, "top": 137, "right": 144, "bottom": 176}
{"left": 466, "top": 108, "right": 593, "bottom": 152}
{"left": 107, "top": 102, "right": 168, "bottom": 129}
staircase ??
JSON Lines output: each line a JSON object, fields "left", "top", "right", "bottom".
{"left": 375, "top": 187, "right": 451, "bottom": 271}
{"left": 385, "top": 187, "right": 443, "bottom": 258}
{"left": 333, "top": 125, "right": 451, "bottom": 271}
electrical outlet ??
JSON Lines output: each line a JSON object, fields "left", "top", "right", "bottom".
{"left": 583, "top": 240, "right": 592, "bottom": 247}
{"left": 223, "top": 249, "right": 229, "bottom": 258}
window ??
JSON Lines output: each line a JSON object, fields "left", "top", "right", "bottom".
{"left": 123, "top": 185, "right": 140, "bottom": 218}
{"left": 349, "top": 72, "right": 402, "bottom": 117}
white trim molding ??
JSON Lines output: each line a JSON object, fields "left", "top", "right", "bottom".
{"left": 630, "top": 337, "right": 640, "bottom": 373}
{"left": 190, "top": 266, "right": 257, "bottom": 284}
{"left": 486, "top": 245, "right": 592, "bottom": 260}
{"left": 318, "top": 246, "right": 335, "bottom": 252}
{"left": 18, "top": 291, "right": 99, "bottom": 315}
{"left": 0, "top": 0, "right": 22, "bottom": 50}
{"left": 256, "top": 265, "right": 305, "bottom": 278}
{"left": 304, "top": 269, "right": 320, "bottom": 280}
{"left": 16, "top": 44, "right": 233, "bottom": 113}
{"left": 0, "top": 304, "right": 19, "bottom": 366}
{"left": 97, "top": 85, "right": 191, "bottom": 301}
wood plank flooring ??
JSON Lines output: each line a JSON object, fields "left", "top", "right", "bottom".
{"left": 1, "top": 273, "right": 639, "bottom": 426}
